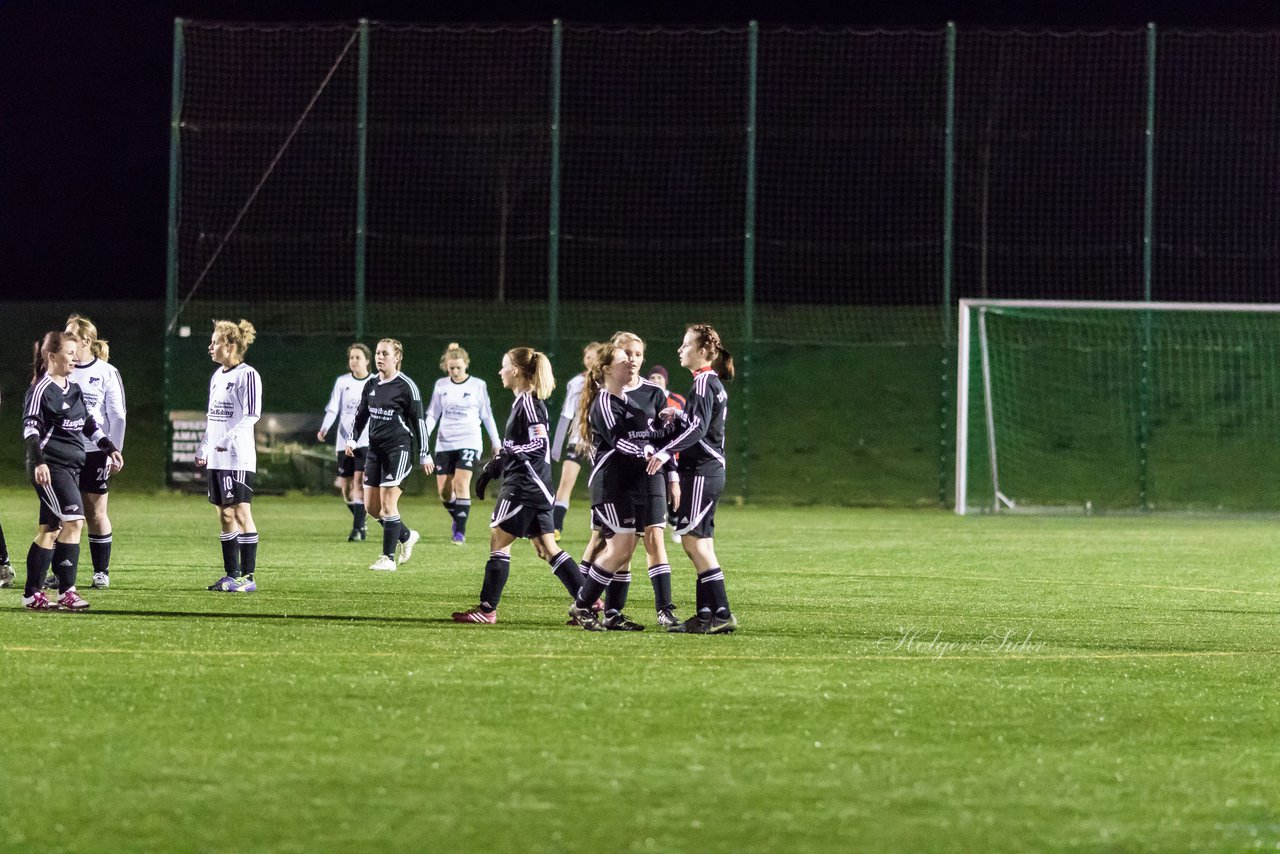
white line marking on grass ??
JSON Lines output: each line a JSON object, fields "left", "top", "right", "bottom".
{"left": 812, "top": 572, "right": 1280, "bottom": 599}
{"left": 0, "top": 646, "right": 1264, "bottom": 663}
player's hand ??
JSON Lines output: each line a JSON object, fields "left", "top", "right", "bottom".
{"left": 316, "top": 429, "right": 327, "bottom": 442}
{"left": 422, "top": 458, "right": 435, "bottom": 475}
{"left": 646, "top": 454, "right": 667, "bottom": 476}
{"left": 109, "top": 451, "right": 124, "bottom": 473}
{"left": 34, "top": 464, "right": 51, "bottom": 486}
{"left": 345, "top": 443, "right": 356, "bottom": 458}
{"left": 668, "top": 481, "right": 681, "bottom": 510}
{"left": 194, "top": 456, "right": 207, "bottom": 469}
{"left": 658, "top": 406, "right": 679, "bottom": 423}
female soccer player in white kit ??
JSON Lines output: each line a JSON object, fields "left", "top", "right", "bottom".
{"left": 318, "top": 343, "right": 373, "bottom": 542}
{"left": 424, "top": 342, "right": 500, "bottom": 545}
{"left": 65, "top": 313, "right": 126, "bottom": 589}
{"left": 195, "top": 320, "right": 263, "bottom": 593}
{"left": 549, "top": 342, "right": 602, "bottom": 540}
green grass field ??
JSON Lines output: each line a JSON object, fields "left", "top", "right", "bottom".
{"left": 1, "top": 491, "right": 1278, "bottom": 852}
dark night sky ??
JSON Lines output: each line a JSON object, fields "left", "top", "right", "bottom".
{"left": 1, "top": 0, "right": 1274, "bottom": 301}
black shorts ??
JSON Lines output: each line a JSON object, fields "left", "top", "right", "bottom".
{"left": 673, "top": 472, "right": 724, "bottom": 539}
{"left": 34, "top": 464, "right": 85, "bottom": 527}
{"left": 207, "top": 469, "right": 255, "bottom": 507}
{"left": 563, "top": 444, "right": 589, "bottom": 465}
{"left": 636, "top": 473, "right": 669, "bottom": 529}
{"left": 490, "top": 497, "right": 556, "bottom": 539}
{"left": 337, "top": 447, "right": 367, "bottom": 478}
{"left": 365, "top": 443, "right": 413, "bottom": 488}
{"left": 79, "top": 449, "right": 113, "bottom": 495}
{"left": 434, "top": 448, "right": 480, "bottom": 475}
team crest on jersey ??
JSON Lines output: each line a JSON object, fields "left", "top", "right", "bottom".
{"left": 89, "top": 376, "right": 101, "bottom": 385}
{"left": 226, "top": 382, "right": 234, "bottom": 391}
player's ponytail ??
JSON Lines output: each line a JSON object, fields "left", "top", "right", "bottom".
{"left": 238, "top": 320, "right": 257, "bottom": 350}
{"left": 687, "top": 323, "right": 735, "bottom": 381}
{"left": 507, "top": 347, "right": 557, "bottom": 400}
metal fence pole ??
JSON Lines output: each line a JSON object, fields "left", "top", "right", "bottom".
{"left": 164, "top": 17, "right": 185, "bottom": 486}
{"left": 741, "top": 21, "right": 759, "bottom": 501}
{"left": 940, "top": 22, "right": 957, "bottom": 505}
{"left": 355, "top": 19, "right": 369, "bottom": 341}
{"left": 548, "top": 20, "right": 563, "bottom": 357}
{"left": 1137, "top": 23, "right": 1157, "bottom": 510}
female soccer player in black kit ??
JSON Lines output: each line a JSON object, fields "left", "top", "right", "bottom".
{"left": 575, "top": 333, "right": 683, "bottom": 630}
{"left": 20, "top": 331, "right": 124, "bottom": 610}
{"left": 348, "top": 338, "right": 433, "bottom": 571}
{"left": 646, "top": 324, "right": 738, "bottom": 634}
{"left": 451, "top": 347, "right": 582, "bottom": 624}
{"left": 566, "top": 343, "right": 661, "bottom": 631}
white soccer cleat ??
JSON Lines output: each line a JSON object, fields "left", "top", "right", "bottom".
{"left": 369, "top": 555, "right": 397, "bottom": 572}
{"left": 91, "top": 572, "right": 110, "bottom": 589}
{"left": 0, "top": 562, "right": 14, "bottom": 589}
{"left": 398, "top": 529, "right": 420, "bottom": 564}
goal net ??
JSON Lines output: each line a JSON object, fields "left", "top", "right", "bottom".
{"left": 955, "top": 299, "right": 1280, "bottom": 514}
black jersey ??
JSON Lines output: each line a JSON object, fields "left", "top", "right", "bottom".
{"left": 653, "top": 368, "right": 727, "bottom": 475}
{"left": 625, "top": 377, "right": 677, "bottom": 481}
{"left": 351, "top": 372, "right": 429, "bottom": 464}
{"left": 586, "top": 388, "right": 652, "bottom": 504}
{"left": 499, "top": 392, "right": 556, "bottom": 508}
{"left": 22, "top": 376, "right": 103, "bottom": 469}
{"left": 624, "top": 378, "right": 668, "bottom": 428}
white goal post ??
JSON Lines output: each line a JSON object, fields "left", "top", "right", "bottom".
{"left": 954, "top": 298, "right": 1280, "bottom": 516}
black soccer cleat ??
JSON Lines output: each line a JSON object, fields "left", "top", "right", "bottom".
{"left": 603, "top": 611, "right": 645, "bottom": 632}
{"left": 568, "top": 603, "right": 606, "bottom": 632}
{"left": 668, "top": 613, "right": 712, "bottom": 634}
{"left": 707, "top": 612, "right": 739, "bottom": 634}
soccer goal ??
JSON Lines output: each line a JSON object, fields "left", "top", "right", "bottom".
{"left": 955, "top": 299, "right": 1280, "bottom": 515}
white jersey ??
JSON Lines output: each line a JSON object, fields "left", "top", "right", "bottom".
{"left": 197, "top": 362, "right": 262, "bottom": 471}
{"left": 551, "top": 373, "right": 588, "bottom": 461}
{"left": 562, "top": 374, "right": 588, "bottom": 438}
{"left": 425, "top": 375, "right": 500, "bottom": 453}
{"left": 319, "top": 372, "right": 370, "bottom": 450}
{"left": 70, "top": 357, "right": 126, "bottom": 452}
